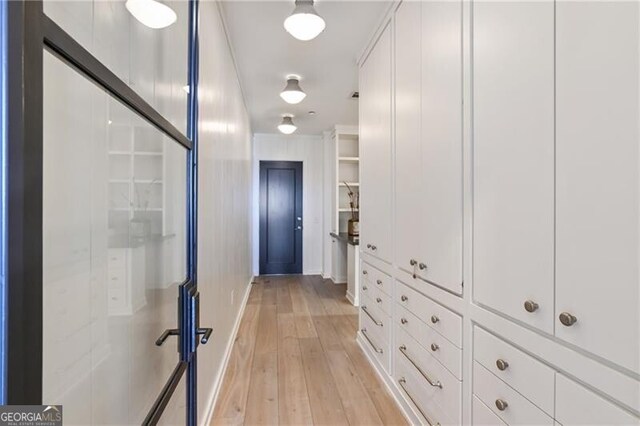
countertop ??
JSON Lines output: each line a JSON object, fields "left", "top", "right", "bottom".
{"left": 330, "top": 232, "right": 359, "bottom": 246}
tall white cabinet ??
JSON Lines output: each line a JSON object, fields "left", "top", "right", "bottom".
{"left": 359, "top": 23, "right": 393, "bottom": 264}
{"left": 357, "top": 1, "right": 640, "bottom": 425}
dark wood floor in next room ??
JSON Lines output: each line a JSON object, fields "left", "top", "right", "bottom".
{"left": 211, "top": 275, "right": 408, "bottom": 426}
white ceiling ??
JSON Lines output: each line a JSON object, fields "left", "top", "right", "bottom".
{"left": 219, "top": 1, "right": 391, "bottom": 135}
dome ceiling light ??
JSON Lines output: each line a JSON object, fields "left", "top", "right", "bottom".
{"left": 278, "top": 115, "right": 297, "bottom": 135}
{"left": 283, "top": 0, "right": 326, "bottom": 41}
{"left": 126, "top": 0, "right": 177, "bottom": 29}
{"left": 280, "top": 75, "right": 307, "bottom": 104}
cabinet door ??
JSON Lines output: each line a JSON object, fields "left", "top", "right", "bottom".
{"left": 360, "top": 24, "right": 392, "bottom": 263}
{"left": 555, "top": 1, "right": 640, "bottom": 373}
{"left": 419, "top": 0, "right": 463, "bottom": 294}
{"left": 394, "top": 1, "right": 422, "bottom": 273}
{"left": 472, "top": 1, "right": 555, "bottom": 333}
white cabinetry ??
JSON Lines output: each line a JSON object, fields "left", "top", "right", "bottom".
{"left": 555, "top": 1, "right": 640, "bottom": 374}
{"left": 472, "top": 1, "right": 555, "bottom": 333}
{"left": 360, "top": 24, "right": 392, "bottom": 263}
{"left": 394, "top": 0, "right": 463, "bottom": 294}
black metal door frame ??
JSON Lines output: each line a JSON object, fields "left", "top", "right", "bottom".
{"left": 2, "top": 1, "right": 204, "bottom": 424}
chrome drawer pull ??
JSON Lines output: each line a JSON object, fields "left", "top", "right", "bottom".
{"left": 361, "top": 306, "right": 383, "bottom": 326}
{"left": 399, "top": 345, "right": 442, "bottom": 389}
{"left": 496, "top": 359, "right": 509, "bottom": 371}
{"left": 398, "top": 378, "right": 440, "bottom": 426}
{"left": 495, "top": 399, "right": 508, "bottom": 411}
{"left": 361, "top": 328, "right": 383, "bottom": 353}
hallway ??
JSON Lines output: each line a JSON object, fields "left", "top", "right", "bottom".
{"left": 211, "top": 275, "right": 407, "bottom": 425}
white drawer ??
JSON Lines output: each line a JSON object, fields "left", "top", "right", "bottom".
{"left": 395, "top": 350, "right": 459, "bottom": 426}
{"left": 556, "top": 374, "right": 640, "bottom": 426}
{"left": 107, "top": 249, "right": 126, "bottom": 270}
{"left": 473, "top": 395, "right": 507, "bottom": 426}
{"left": 474, "top": 327, "right": 554, "bottom": 414}
{"left": 361, "top": 262, "right": 392, "bottom": 296}
{"left": 361, "top": 278, "right": 391, "bottom": 316}
{"left": 359, "top": 314, "right": 390, "bottom": 373}
{"left": 360, "top": 292, "right": 389, "bottom": 332}
{"left": 108, "top": 267, "right": 126, "bottom": 290}
{"left": 473, "top": 361, "right": 554, "bottom": 426}
{"left": 108, "top": 288, "right": 126, "bottom": 305}
{"left": 396, "top": 304, "right": 462, "bottom": 379}
{"left": 395, "top": 325, "right": 461, "bottom": 421}
{"left": 396, "top": 280, "right": 462, "bottom": 347}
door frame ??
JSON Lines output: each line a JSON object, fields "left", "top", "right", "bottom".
{"left": 259, "top": 160, "right": 303, "bottom": 275}
{"left": 2, "top": 1, "right": 201, "bottom": 424}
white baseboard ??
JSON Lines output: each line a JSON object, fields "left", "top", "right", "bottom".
{"left": 346, "top": 290, "right": 355, "bottom": 305}
{"left": 332, "top": 276, "right": 347, "bottom": 284}
{"left": 322, "top": 273, "right": 332, "bottom": 280}
{"left": 304, "top": 269, "right": 323, "bottom": 276}
{"left": 356, "top": 333, "right": 418, "bottom": 425}
{"left": 201, "top": 277, "right": 253, "bottom": 426}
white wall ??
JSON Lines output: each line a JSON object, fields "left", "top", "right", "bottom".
{"left": 252, "top": 133, "right": 325, "bottom": 276}
{"left": 197, "top": 2, "right": 254, "bottom": 424}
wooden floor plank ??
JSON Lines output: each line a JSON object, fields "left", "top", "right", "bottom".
{"left": 312, "top": 315, "right": 343, "bottom": 352}
{"left": 261, "top": 280, "right": 278, "bottom": 306}
{"left": 276, "top": 280, "right": 294, "bottom": 314}
{"left": 299, "top": 338, "right": 349, "bottom": 426}
{"left": 247, "top": 283, "right": 264, "bottom": 305}
{"left": 211, "top": 303, "right": 261, "bottom": 425}
{"left": 244, "top": 351, "right": 279, "bottom": 425}
{"left": 324, "top": 349, "right": 384, "bottom": 426}
{"left": 277, "top": 313, "right": 314, "bottom": 425}
{"left": 254, "top": 304, "right": 278, "bottom": 354}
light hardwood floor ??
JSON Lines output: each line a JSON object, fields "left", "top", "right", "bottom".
{"left": 211, "top": 275, "right": 408, "bottom": 426}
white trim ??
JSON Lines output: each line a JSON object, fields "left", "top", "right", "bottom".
{"left": 200, "top": 278, "right": 253, "bottom": 426}
{"left": 357, "top": 0, "right": 400, "bottom": 67}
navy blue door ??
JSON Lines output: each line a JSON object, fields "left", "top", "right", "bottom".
{"left": 259, "top": 161, "right": 303, "bottom": 274}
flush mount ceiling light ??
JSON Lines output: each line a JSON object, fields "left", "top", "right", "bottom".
{"left": 126, "top": 0, "right": 177, "bottom": 29}
{"left": 278, "top": 115, "right": 297, "bottom": 135}
{"left": 283, "top": 0, "right": 326, "bottom": 41}
{"left": 280, "top": 75, "right": 306, "bottom": 104}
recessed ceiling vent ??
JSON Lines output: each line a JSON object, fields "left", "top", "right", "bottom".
{"left": 350, "top": 91, "right": 359, "bottom": 99}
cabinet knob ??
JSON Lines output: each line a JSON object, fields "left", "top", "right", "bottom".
{"left": 362, "top": 285, "right": 368, "bottom": 291}
{"left": 431, "top": 315, "right": 439, "bottom": 324}
{"left": 401, "top": 295, "right": 408, "bottom": 302}
{"left": 401, "top": 318, "right": 408, "bottom": 324}
{"left": 559, "top": 312, "right": 577, "bottom": 327}
{"left": 371, "top": 245, "right": 377, "bottom": 251}
{"left": 409, "top": 259, "right": 417, "bottom": 266}
{"left": 496, "top": 359, "right": 509, "bottom": 371}
{"left": 495, "top": 399, "right": 508, "bottom": 411}
{"left": 376, "top": 297, "right": 382, "bottom": 303}
{"left": 430, "top": 343, "right": 439, "bottom": 352}
{"left": 376, "top": 279, "right": 382, "bottom": 285}
{"left": 524, "top": 300, "right": 539, "bottom": 313}
{"left": 367, "top": 244, "right": 372, "bottom": 249}
{"left": 363, "top": 270, "right": 368, "bottom": 275}
{"left": 419, "top": 263, "right": 427, "bottom": 270}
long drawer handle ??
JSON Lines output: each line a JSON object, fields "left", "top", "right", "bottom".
{"left": 399, "top": 345, "right": 442, "bottom": 389}
{"left": 361, "top": 328, "right": 383, "bottom": 354}
{"left": 361, "top": 306, "right": 383, "bottom": 326}
{"left": 398, "top": 378, "right": 441, "bottom": 426}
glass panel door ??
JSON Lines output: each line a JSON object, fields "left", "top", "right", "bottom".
{"left": 42, "top": 49, "right": 188, "bottom": 424}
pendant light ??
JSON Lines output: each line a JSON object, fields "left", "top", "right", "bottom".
{"left": 278, "top": 115, "right": 297, "bottom": 135}
{"left": 284, "top": 0, "right": 326, "bottom": 41}
{"left": 280, "top": 75, "right": 306, "bottom": 104}
{"left": 126, "top": 0, "right": 177, "bottom": 29}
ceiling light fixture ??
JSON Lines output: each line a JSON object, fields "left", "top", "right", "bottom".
{"left": 280, "top": 75, "right": 306, "bottom": 104}
{"left": 126, "top": 0, "right": 177, "bottom": 29}
{"left": 283, "top": 0, "right": 326, "bottom": 41}
{"left": 278, "top": 115, "right": 297, "bottom": 135}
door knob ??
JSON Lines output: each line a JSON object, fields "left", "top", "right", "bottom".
{"left": 431, "top": 315, "right": 439, "bottom": 324}
{"left": 495, "top": 399, "right": 508, "bottom": 411}
{"left": 559, "top": 312, "right": 577, "bottom": 327}
{"left": 524, "top": 300, "right": 539, "bottom": 313}
{"left": 155, "top": 328, "right": 179, "bottom": 346}
{"left": 496, "top": 359, "right": 509, "bottom": 371}
{"left": 430, "top": 343, "right": 439, "bottom": 352}
{"left": 196, "top": 327, "right": 213, "bottom": 344}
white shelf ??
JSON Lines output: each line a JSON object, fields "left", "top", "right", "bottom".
{"left": 133, "top": 151, "right": 162, "bottom": 156}
{"left": 339, "top": 208, "right": 359, "bottom": 213}
{"left": 339, "top": 182, "right": 360, "bottom": 187}
{"left": 339, "top": 157, "right": 360, "bottom": 162}
{"left": 108, "top": 151, "right": 131, "bottom": 155}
